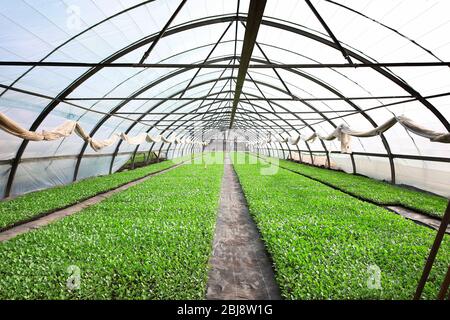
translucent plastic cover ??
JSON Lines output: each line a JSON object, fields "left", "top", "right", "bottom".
{"left": 0, "top": 0, "right": 449, "bottom": 198}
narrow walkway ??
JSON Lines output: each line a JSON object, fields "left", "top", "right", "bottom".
{"left": 206, "top": 154, "right": 281, "bottom": 300}
{"left": 387, "top": 206, "right": 450, "bottom": 233}
{"left": 0, "top": 163, "right": 183, "bottom": 242}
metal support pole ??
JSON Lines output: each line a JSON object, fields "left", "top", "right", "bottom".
{"left": 256, "top": 132, "right": 259, "bottom": 156}
{"left": 139, "top": 0, "right": 187, "bottom": 63}
{"left": 305, "top": 0, "right": 352, "bottom": 64}
{"left": 146, "top": 143, "right": 156, "bottom": 164}
{"left": 131, "top": 150, "right": 137, "bottom": 169}
{"left": 223, "top": 131, "right": 227, "bottom": 153}
{"left": 350, "top": 153, "right": 356, "bottom": 174}
{"left": 414, "top": 201, "right": 450, "bottom": 299}
{"left": 437, "top": 265, "right": 450, "bottom": 300}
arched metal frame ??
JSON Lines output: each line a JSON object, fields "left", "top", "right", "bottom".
{"left": 3, "top": 11, "right": 450, "bottom": 196}
{"left": 137, "top": 96, "right": 301, "bottom": 163}
{"left": 104, "top": 74, "right": 336, "bottom": 176}
{"left": 148, "top": 101, "right": 280, "bottom": 162}
{"left": 97, "top": 59, "right": 388, "bottom": 178}
{"left": 73, "top": 54, "right": 393, "bottom": 180}
{"left": 121, "top": 92, "right": 298, "bottom": 172}
{"left": 132, "top": 101, "right": 278, "bottom": 166}
{"left": 104, "top": 82, "right": 318, "bottom": 172}
{"left": 121, "top": 86, "right": 320, "bottom": 169}
{"left": 153, "top": 112, "right": 279, "bottom": 163}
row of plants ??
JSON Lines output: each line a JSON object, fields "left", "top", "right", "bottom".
{"left": 0, "top": 161, "right": 224, "bottom": 299}
{"left": 260, "top": 154, "right": 447, "bottom": 218}
{"left": 232, "top": 153, "right": 450, "bottom": 299}
{"left": 0, "top": 155, "right": 189, "bottom": 230}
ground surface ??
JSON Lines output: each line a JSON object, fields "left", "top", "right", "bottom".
{"left": 206, "top": 154, "right": 281, "bottom": 300}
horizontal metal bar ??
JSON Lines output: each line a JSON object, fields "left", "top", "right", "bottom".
{"left": 263, "top": 148, "right": 326, "bottom": 153}
{"left": 147, "top": 125, "right": 299, "bottom": 129}
{"left": 0, "top": 84, "right": 152, "bottom": 127}
{"left": 330, "top": 151, "right": 450, "bottom": 163}
{"left": 258, "top": 149, "right": 449, "bottom": 163}
{"left": 1, "top": 150, "right": 446, "bottom": 166}
{"left": 142, "top": 119, "right": 322, "bottom": 123}
{"left": 65, "top": 97, "right": 289, "bottom": 101}
{"left": 264, "top": 149, "right": 450, "bottom": 163}
{"left": 1, "top": 61, "right": 450, "bottom": 68}
{"left": 0, "top": 149, "right": 450, "bottom": 165}
{"left": 117, "top": 110, "right": 357, "bottom": 115}
{"left": 64, "top": 95, "right": 413, "bottom": 101}
{"left": 0, "top": 151, "right": 137, "bottom": 165}
{"left": 306, "top": 91, "right": 450, "bottom": 127}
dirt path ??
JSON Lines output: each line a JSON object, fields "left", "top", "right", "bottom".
{"left": 206, "top": 153, "right": 281, "bottom": 300}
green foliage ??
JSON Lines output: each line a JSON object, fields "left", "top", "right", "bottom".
{"left": 0, "top": 162, "right": 223, "bottom": 299}
{"left": 277, "top": 157, "right": 447, "bottom": 218}
{"left": 233, "top": 153, "right": 450, "bottom": 299}
{"left": 0, "top": 160, "right": 178, "bottom": 229}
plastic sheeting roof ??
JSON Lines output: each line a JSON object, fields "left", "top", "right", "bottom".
{"left": 0, "top": 0, "right": 450, "bottom": 198}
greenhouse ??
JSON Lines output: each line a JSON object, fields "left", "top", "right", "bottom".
{"left": 0, "top": 0, "right": 449, "bottom": 304}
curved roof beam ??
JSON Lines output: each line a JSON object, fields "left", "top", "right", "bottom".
{"left": 79, "top": 59, "right": 396, "bottom": 181}
{"left": 0, "top": 0, "right": 156, "bottom": 98}
{"left": 259, "top": 18, "right": 450, "bottom": 130}
{"left": 6, "top": 14, "right": 448, "bottom": 195}
{"left": 103, "top": 76, "right": 335, "bottom": 177}
{"left": 101, "top": 65, "right": 391, "bottom": 175}
{"left": 75, "top": 70, "right": 339, "bottom": 157}
{"left": 144, "top": 113, "right": 280, "bottom": 166}
{"left": 110, "top": 91, "right": 313, "bottom": 171}
{"left": 80, "top": 61, "right": 397, "bottom": 180}
{"left": 106, "top": 90, "right": 310, "bottom": 174}
{"left": 324, "top": 0, "right": 445, "bottom": 63}
{"left": 85, "top": 66, "right": 344, "bottom": 150}
{"left": 148, "top": 109, "right": 290, "bottom": 165}
{"left": 126, "top": 91, "right": 319, "bottom": 160}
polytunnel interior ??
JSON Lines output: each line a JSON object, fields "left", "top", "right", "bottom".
{"left": 1, "top": 0, "right": 450, "bottom": 303}
{"left": 1, "top": 0, "right": 450, "bottom": 199}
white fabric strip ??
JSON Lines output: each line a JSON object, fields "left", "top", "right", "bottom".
{"left": 245, "top": 115, "right": 450, "bottom": 153}
{"left": 0, "top": 112, "right": 210, "bottom": 151}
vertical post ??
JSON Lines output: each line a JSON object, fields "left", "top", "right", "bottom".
{"left": 245, "top": 132, "right": 249, "bottom": 153}
{"left": 297, "top": 145, "right": 302, "bottom": 163}
{"left": 325, "top": 150, "right": 331, "bottom": 168}
{"left": 131, "top": 152, "right": 136, "bottom": 170}
{"left": 350, "top": 153, "right": 356, "bottom": 174}
{"left": 146, "top": 142, "right": 156, "bottom": 164}
{"left": 201, "top": 130, "right": 205, "bottom": 164}
{"left": 190, "top": 132, "right": 194, "bottom": 163}
{"left": 202, "top": 130, "right": 206, "bottom": 153}
{"left": 256, "top": 132, "right": 259, "bottom": 156}
{"left": 437, "top": 265, "right": 450, "bottom": 300}
{"left": 280, "top": 145, "right": 286, "bottom": 159}
{"left": 414, "top": 201, "right": 450, "bottom": 299}
{"left": 223, "top": 130, "right": 227, "bottom": 153}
